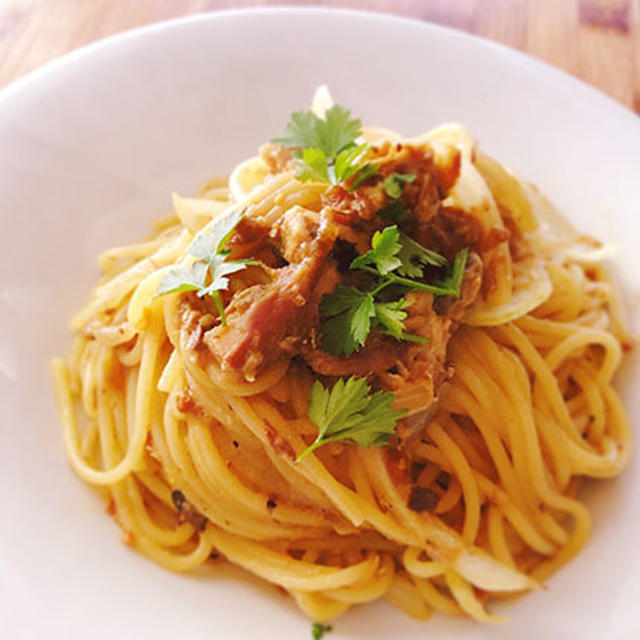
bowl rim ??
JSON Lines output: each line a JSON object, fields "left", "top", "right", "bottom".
{"left": 0, "top": 5, "right": 637, "bottom": 128}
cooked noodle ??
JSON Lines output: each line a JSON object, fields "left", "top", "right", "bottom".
{"left": 52, "top": 91, "right": 632, "bottom": 623}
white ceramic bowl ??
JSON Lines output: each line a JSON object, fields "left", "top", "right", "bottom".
{"left": 0, "top": 9, "right": 638, "bottom": 640}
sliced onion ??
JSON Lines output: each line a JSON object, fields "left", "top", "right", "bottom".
{"left": 228, "top": 155, "right": 271, "bottom": 202}
{"left": 454, "top": 547, "right": 538, "bottom": 592}
{"left": 465, "top": 259, "right": 552, "bottom": 326}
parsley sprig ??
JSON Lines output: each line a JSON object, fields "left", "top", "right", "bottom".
{"left": 379, "top": 172, "right": 416, "bottom": 223}
{"left": 273, "top": 105, "right": 376, "bottom": 188}
{"left": 383, "top": 172, "right": 416, "bottom": 199}
{"left": 350, "top": 226, "right": 466, "bottom": 296}
{"left": 311, "top": 622, "right": 333, "bottom": 639}
{"left": 320, "top": 226, "right": 469, "bottom": 356}
{"left": 156, "top": 209, "right": 258, "bottom": 324}
{"left": 298, "top": 377, "right": 408, "bottom": 461}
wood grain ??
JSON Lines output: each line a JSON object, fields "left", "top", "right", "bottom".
{"left": 0, "top": 0, "right": 638, "bottom": 113}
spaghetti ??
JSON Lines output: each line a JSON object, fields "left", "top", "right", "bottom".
{"left": 53, "top": 91, "right": 632, "bottom": 623}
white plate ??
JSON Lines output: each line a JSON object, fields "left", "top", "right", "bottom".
{"left": 0, "top": 8, "right": 638, "bottom": 640}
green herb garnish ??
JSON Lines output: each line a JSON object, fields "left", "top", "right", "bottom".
{"left": 379, "top": 199, "right": 410, "bottom": 223}
{"left": 349, "top": 162, "right": 378, "bottom": 191}
{"left": 395, "top": 231, "right": 448, "bottom": 277}
{"left": 319, "top": 226, "right": 468, "bottom": 356}
{"left": 274, "top": 105, "right": 375, "bottom": 188}
{"left": 274, "top": 105, "right": 361, "bottom": 156}
{"left": 350, "top": 226, "right": 466, "bottom": 296}
{"left": 430, "top": 246, "right": 469, "bottom": 296}
{"left": 383, "top": 172, "right": 416, "bottom": 198}
{"left": 350, "top": 225, "right": 403, "bottom": 275}
{"left": 156, "top": 209, "right": 257, "bottom": 324}
{"left": 311, "top": 622, "right": 333, "bottom": 639}
{"left": 376, "top": 172, "right": 416, "bottom": 221}
{"left": 319, "top": 285, "right": 375, "bottom": 357}
{"left": 298, "top": 377, "right": 408, "bottom": 461}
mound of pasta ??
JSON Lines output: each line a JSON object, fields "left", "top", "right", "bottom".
{"left": 53, "top": 88, "right": 632, "bottom": 624}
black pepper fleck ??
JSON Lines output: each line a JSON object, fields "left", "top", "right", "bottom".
{"left": 410, "top": 462, "right": 426, "bottom": 483}
{"left": 408, "top": 487, "right": 439, "bottom": 513}
{"left": 436, "top": 472, "right": 450, "bottom": 490}
{"left": 171, "top": 489, "right": 186, "bottom": 512}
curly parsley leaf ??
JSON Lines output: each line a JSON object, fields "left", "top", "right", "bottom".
{"left": 319, "top": 282, "right": 429, "bottom": 357}
{"left": 333, "top": 143, "right": 368, "bottom": 183}
{"left": 351, "top": 226, "right": 448, "bottom": 280}
{"left": 372, "top": 299, "right": 422, "bottom": 342}
{"left": 383, "top": 172, "right": 416, "bottom": 199}
{"left": 319, "top": 286, "right": 375, "bottom": 356}
{"left": 155, "top": 262, "right": 208, "bottom": 296}
{"left": 375, "top": 300, "right": 430, "bottom": 343}
{"left": 298, "top": 377, "right": 408, "bottom": 460}
{"left": 396, "top": 231, "right": 448, "bottom": 277}
{"left": 350, "top": 226, "right": 403, "bottom": 275}
{"left": 272, "top": 110, "right": 320, "bottom": 149}
{"left": 431, "top": 247, "right": 469, "bottom": 295}
{"left": 311, "top": 623, "right": 333, "bottom": 640}
{"left": 320, "top": 284, "right": 367, "bottom": 316}
{"left": 191, "top": 208, "right": 243, "bottom": 258}
{"left": 274, "top": 105, "right": 361, "bottom": 157}
{"left": 373, "top": 299, "right": 410, "bottom": 337}
{"left": 296, "top": 148, "right": 331, "bottom": 183}
{"left": 318, "top": 226, "right": 468, "bottom": 355}
{"left": 274, "top": 105, "right": 376, "bottom": 188}
{"left": 296, "top": 144, "right": 370, "bottom": 186}
{"left": 196, "top": 257, "right": 253, "bottom": 299}
{"left": 319, "top": 105, "right": 363, "bottom": 156}
{"left": 156, "top": 209, "right": 257, "bottom": 324}
{"left": 377, "top": 173, "right": 416, "bottom": 220}
{"left": 349, "top": 162, "right": 378, "bottom": 191}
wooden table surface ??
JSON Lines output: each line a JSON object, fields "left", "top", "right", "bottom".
{"left": 1, "top": 0, "right": 639, "bottom": 113}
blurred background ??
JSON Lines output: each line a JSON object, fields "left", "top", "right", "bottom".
{"left": 0, "top": 0, "right": 638, "bottom": 111}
